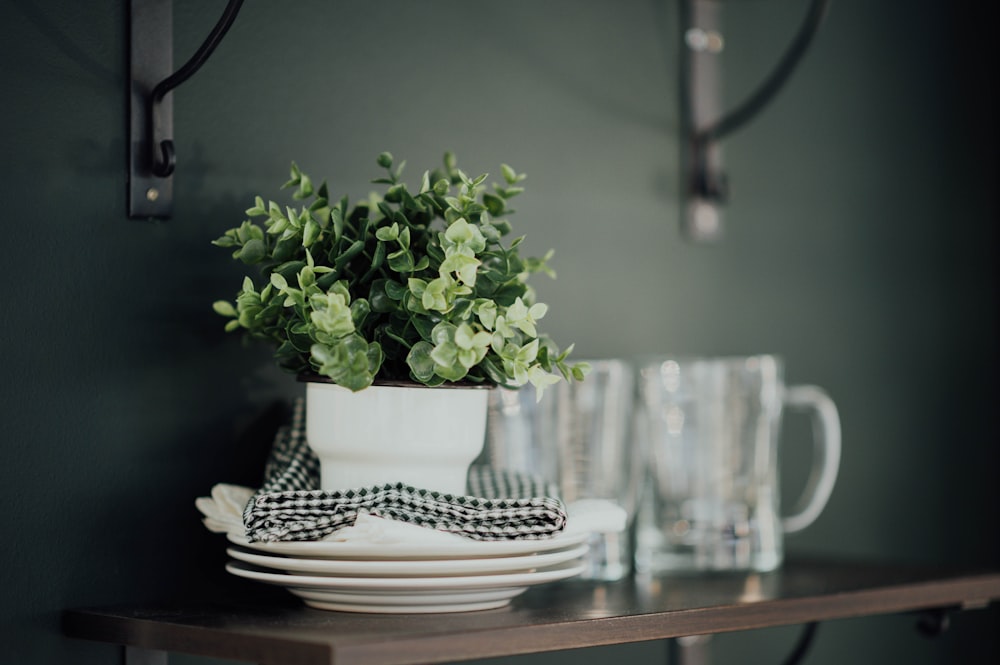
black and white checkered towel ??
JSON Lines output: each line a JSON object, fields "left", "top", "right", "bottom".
{"left": 242, "top": 398, "right": 567, "bottom": 543}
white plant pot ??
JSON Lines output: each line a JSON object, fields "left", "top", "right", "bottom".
{"left": 305, "top": 381, "right": 492, "bottom": 494}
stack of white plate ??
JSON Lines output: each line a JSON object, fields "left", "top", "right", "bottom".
{"left": 224, "top": 531, "right": 589, "bottom": 613}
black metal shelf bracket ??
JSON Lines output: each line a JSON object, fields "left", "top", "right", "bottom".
{"left": 679, "top": 0, "right": 831, "bottom": 243}
{"left": 128, "top": 0, "right": 245, "bottom": 219}
{"left": 680, "top": 0, "right": 726, "bottom": 243}
{"left": 915, "top": 607, "right": 952, "bottom": 637}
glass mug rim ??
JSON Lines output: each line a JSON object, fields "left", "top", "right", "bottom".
{"left": 567, "top": 357, "right": 633, "bottom": 369}
{"left": 635, "top": 354, "right": 785, "bottom": 379}
{"left": 636, "top": 353, "right": 783, "bottom": 366}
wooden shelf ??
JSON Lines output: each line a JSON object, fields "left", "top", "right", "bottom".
{"left": 63, "top": 557, "right": 1000, "bottom": 665}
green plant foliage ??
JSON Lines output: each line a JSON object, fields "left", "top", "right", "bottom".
{"left": 213, "top": 152, "right": 587, "bottom": 395}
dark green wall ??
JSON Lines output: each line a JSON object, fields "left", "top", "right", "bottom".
{"left": 1, "top": 1, "right": 995, "bottom": 664}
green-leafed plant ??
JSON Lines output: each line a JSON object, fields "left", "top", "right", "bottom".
{"left": 212, "top": 152, "right": 588, "bottom": 395}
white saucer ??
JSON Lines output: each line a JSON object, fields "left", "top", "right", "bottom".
{"left": 226, "top": 559, "right": 584, "bottom": 591}
{"left": 225, "top": 559, "right": 584, "bottom": 613}
{"left": 227, "top": 529, "right": 588, "bottom": 560}
{"left": 225, "top": 543, "right": 589, "bottom": 577}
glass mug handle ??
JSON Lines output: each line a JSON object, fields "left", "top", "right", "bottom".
{"left": 780, "top": 385, "right": 842, "bottom": 534}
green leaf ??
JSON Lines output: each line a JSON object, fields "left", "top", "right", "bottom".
{"left": 407, "top": 278, "right": 427, "bottom": 297}
{"left": 298, "top": 265, "right": 316, "bottom": 288}
{"left": 377, "top": 152, "right": 393, "bottom": 168}
{"left": 411, "top": 314, "right": 437, "bottom": 341}
{"left": 492, "top": 219, "right": 513, "bottom": 236}
{"left": 375, "top": 224, "right": 398, "bottom": 242}
{"left": 370, "top": 239, "right": 386, "bottom": 269}
{"left": 480, "top": 223, "right": 501, "bottom": 243}
{"left": 212, "top": 300, "right": 237, "bottom": 317}
{"left": 406, "top": 341, "right": 436, "bottom": 383}
{"left": 269, "top": 272, "right": 289, "bottom": 290}
{"left": 501, "top": 163, "right": 525, "bottom": 184}
{"left": 382, "top": 327, "right": 412, "bottom": 349}
{"left": 245, "top": 196, "right": 267, "bottom": 217}
{"left": 479, "top": 355, "right": 508, "bottom": 384}
{"left": 271, "top": 236, "right": 299, "bottom": 262}
{"left": 350, "top": 298, "right": 371, "bottom": 328}
{"left": 333, "top": 240, "right": 365, "bottom": 270}
{"left": 236, "top": 238, "right": 266, "bottom": 264}
{"left": 387, "top": 249, "right": 415, "bottom": 273}
{"left": 466, "top": 203, "right": 487, "bottom": 218}
{"left": 308, "top": 200, "right": 330, "bottom": 221}
{"left": 293, "top": 173, "right": 313, "bottom": 200}
{"left": 274, "top": 260, "right": 306, "bottom": 280}
{"left": 406, "top": 293, "right": 427, "bottom": 315}
{"left": 431, "top": 322, "right": 455, "bottom": 346}
{"left": 384, "top": 280, "right": 407, "bottom": 300}
{"left": 310, "top": 335, "right": 375, "bottom": 391}
{"left": 303, "top": 219, "right": 320, "bottom": 247}
{"left": 357, "top": 213, "right": 372, "bottom": 240}
{"left": 492, "top": 282, "right": 527, "bottom": 306}
{"left": 433, "top": 358, "right": 468, "bottom": 382}
{"left": 482, "top": 193, "right": 505, "bottom": 217}
{"left": 367, "top": 342, "right": 384, "bottom": 375}
{"left": 369, "top": 280, "right": 394, "bottom": 313}
{"left": 451, "top": 298, "right": 474, "bottom": 320}
{"left": 401, "top": 188, "right": 421, "bottom": 213}
{"left": 268, "top": 215, "right": 289, "bottom": 235}
{"left": 316, "top": 269, "right": 341, "bottom": 290}
{"left": 331, "top": 207, "right": 344, "bottom": 241}
{"left": 384, "top": 184, "right": 402, "bottom": 203}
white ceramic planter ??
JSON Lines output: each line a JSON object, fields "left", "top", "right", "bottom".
{"left": 305, "top": 381, "right": 492, "bottom": 494}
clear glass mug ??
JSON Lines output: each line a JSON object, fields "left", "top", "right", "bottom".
{"left": 482, "top": 359, "right": 638, "bottom": 581}
{"left": 633, "top": 355, "right": 840, "bottom": 573}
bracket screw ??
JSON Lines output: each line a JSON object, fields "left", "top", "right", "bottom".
{"left": 686, "top": 28, "right": 724, "bottom": 53}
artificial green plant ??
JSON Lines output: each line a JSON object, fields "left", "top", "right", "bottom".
{"left": 213, "top": 152, "right": 587, "bottom": 394}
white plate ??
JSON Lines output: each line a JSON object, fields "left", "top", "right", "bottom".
{"left": 227, "top": 529, "right": 588, "bottom": 560}
{"left": 225, "top": 543, "right": 589, "bottom": 577}
{"left": 289, "top": 587, "right": 526, "bottom": 614}
{"left": 226, "top": 559, "right": 584, "bottom": 591}
{"left": 226, "top": 559, "right": 584, "bottom": 613}
{"left": 291, "top": 586, "right": 523, "bottom": 604}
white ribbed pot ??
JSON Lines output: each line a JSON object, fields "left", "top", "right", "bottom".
{"left": 304, "top": 380, "right": 492, "bottom": 494}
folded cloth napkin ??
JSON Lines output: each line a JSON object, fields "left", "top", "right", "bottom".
{"left": 196, "top": 484, "right": 476, "bottom": 545}
{"left": 242, "top": 398, "right": 568, "bottom": 543}
{"left": 196, "top": 483, "right": 255, "bottom": 535}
